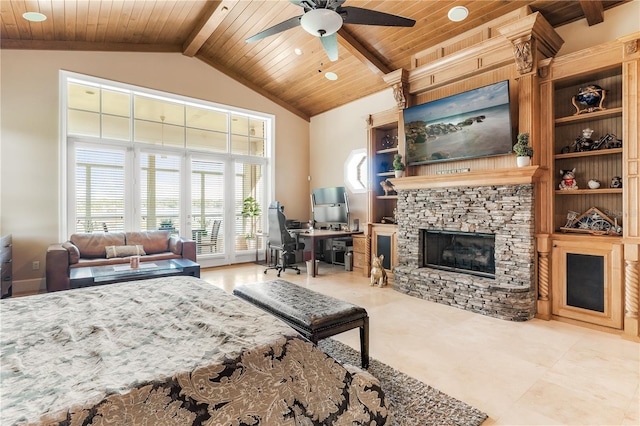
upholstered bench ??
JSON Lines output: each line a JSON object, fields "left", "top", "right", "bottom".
{"left": 233, "top": 279, "right": 369, "bottom": 368}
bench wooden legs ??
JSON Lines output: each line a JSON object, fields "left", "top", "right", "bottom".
{"left": 306, "top": 316, "right": 369, "bottom": 369}
{"left": 360, "top": 317, "right": 369, "bottom": 369}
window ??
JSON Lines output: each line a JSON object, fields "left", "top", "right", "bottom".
{"left": 191, "top": 159, "right": 225, "bottom": 254}
{"left": 63, "top": 71, "right": 273, "bottom": 265}
{"left": 140, "top": 152, "right": 181, "bottom": 234}
{"left": 344, "top": 149, "right": 368, "bottom": 193}
{"left": 73, "top": 146, "right": 125, "bottom": 233}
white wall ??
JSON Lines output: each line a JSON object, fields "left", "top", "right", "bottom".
{"left": 0, "top": 50, "right": 309, "bottom": 291}
{"left": 309, "top": 89, "right": 396, "bottom": 225}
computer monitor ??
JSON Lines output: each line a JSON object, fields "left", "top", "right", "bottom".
{"left": 311, "top": 186, "right": 349, "bottom": 227}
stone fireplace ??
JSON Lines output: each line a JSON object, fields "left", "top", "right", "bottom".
{"left": 392, "top": 177, "right": 537, "bottom": 321}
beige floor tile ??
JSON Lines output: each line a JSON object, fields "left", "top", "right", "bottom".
{"left": 200, "top": 263, "right": 640, "bottom": 426}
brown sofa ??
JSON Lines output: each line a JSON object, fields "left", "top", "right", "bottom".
{"left": 46, "top": 230, "right": 196, "bottom": 292}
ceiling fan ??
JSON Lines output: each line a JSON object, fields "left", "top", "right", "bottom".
{"left": 246, "top": 0, "right": 416, "bottom": 61}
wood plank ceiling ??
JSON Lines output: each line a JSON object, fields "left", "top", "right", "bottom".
{"left": 0, "top": 0, "right": 628, "bottom": 120}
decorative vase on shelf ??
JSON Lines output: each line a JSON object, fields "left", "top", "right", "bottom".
{"left": 516, "top": 156, "right": 531, "bottom": 167}
{"left": 571, "top": 84, "right": 606, "bottom": 115}
{"left": 394, "top": 170, "right": 404, "bottom": 178}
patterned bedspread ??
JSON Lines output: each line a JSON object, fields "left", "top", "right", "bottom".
{"left": 0, "top": 276, "right": 387, "bottom": 425}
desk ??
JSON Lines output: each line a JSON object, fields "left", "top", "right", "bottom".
{"left": 291, "top": 229, "right": 363, "bottom": 277}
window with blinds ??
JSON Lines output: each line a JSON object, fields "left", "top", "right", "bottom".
{"left": 191, "top": 159, "right": 225, "bottom": 254}
{"left": 235, "top": 162, "right": 265, "bottom": 251}
{"left": 64, "top": 71, "right": 271, "bottom": 263}
{"left": 140, "top": 153, "right": 181, "bottom": 234}
{"left": 74, "top": 147, "right": 125, "bottom": 233}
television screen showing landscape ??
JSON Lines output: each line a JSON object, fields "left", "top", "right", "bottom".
{"left": 404, "top": 80, "right": 513, "bottom": 165}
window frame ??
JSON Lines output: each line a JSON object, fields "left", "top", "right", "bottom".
{"left": 60, "top": 71, "right": 274, "bottom": 264}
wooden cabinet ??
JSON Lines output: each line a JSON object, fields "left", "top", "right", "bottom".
{"left": 1, "top": 234, "right": 12, "bottom": 298}
{"left": 352, "top": 234, "right": 367, "bottom": 275}
{"left": 551, "top": 67, "right": 623, "bottom": 236}
{"left": 551, "top": 236, "right": 623, "bottom": 329}
{"left": 366, "top": 109, "right": 402, "bottom": 279}
{"left": 368, "top": 224, "right": 398, "bottom": 282}
{"left": 538, "top": 34, "right": 640, "bottom": 334}
{"left": 368, "top": 109, "right": 401, "bottom": 225}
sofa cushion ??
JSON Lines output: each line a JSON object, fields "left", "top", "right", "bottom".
{"left": 62, "top": 241, "right": 81, "bottom": 264}
{"left": 105, "top": 245, "right": 147, "bottom": 259}
{"left": 169, "top": 237, "right": 183, "bottom": 255}
{"left": 70, "top": 233, "right": 126, "bottom": 259}
{"left": 126, "top": 231, "right": 170, "bottom": 255}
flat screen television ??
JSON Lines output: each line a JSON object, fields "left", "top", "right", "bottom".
{"left": 403, "top": 80, "right": 514, "bottom": 165}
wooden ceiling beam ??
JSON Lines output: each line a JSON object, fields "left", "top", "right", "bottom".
{"left": 182, "top": 1, "right": 234, "bottom": 57}
{"left": 579, "top": 0, "right": 604, "bottom": 26}
{"left": 195, "top": 55, "right": 311, "bottom": 122}
{"left": 0, "top": 39, "right": 181, "bottom": 52}
{"left": 337, "top": 28, "right": 391, "bottom": 77}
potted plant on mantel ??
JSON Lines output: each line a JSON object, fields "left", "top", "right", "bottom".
{"left": 513, "top": 132, "right": 533, "bottom": 167}
{"left": 393, "top": 154, "right": 406, "bottom": 178}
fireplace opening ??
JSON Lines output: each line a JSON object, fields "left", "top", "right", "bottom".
{"left": 423, "top": 230, "right": 495, "bottom": 278}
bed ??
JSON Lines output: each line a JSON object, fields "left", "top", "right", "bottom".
{"left": 0, "top": 276, "right": 387, "bottom": 425}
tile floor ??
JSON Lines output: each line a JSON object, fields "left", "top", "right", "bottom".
{"left": 201, "top": 262, "right": 640, "bottom": 426}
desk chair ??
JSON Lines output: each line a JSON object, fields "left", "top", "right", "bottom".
{"left": 264, "top": 202, "right": 304, "bottom": 277}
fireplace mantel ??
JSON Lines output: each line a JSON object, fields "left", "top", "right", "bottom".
{"left": 389, "top": 165, "right": 543, "bottom": 190}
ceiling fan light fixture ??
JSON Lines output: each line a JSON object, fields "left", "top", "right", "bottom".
{"left": 300, "top": 9, "right": 343, "bottom": 37}
{"left": 448, "top": 6, "right": 469, "bottom": 22}
{"left": 22, "top": 11, "right": 47, "bottom": 22}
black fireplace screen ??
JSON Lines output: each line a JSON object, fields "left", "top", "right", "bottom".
{"left": 423, "top": 230, "right": 495, "bottom": 278}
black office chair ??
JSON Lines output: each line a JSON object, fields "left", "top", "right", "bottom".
{"left": 264, "top": 202, "right": 304, "bottom": 277}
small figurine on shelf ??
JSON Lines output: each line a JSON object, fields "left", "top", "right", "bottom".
{"left": 591, "top": 133, "right": 618, "bottom": 150}
{"left": 578, "top": 128, "right": 595, "bottom": 151}
{"left": 379, "top": 179, "right": 395, "bottom": 196}
{"left": 610, "top": 176, "right": 622, "bottom": 188}
{"left": 565, "top": 210, "right": 579, "bottom": 228}
{"left": 561, "top": 128, "right": 596, "bottom": 153}
{"left": 559, "top": 168, "right": 578, "bottom": 190}
{"left": 381, "top": 134, "right": 397, "bottom": 149}
{"left": 571, "top": 84, "right": 606, "bottom": 115}
{"left": 588, "top": 179, "right": 601, "bottom": 189}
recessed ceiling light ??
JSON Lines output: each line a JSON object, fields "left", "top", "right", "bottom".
{"left": 325, "top": 72, "right": 338, "bottom": 81}
{"left": 22, "top": 12, "right": 47, "bottom": 22}
{"left": 448, "top": 6, "right": 469, "bottom": 22}
{"left": 294, "top": 48, "right": 303, "bottom": 56}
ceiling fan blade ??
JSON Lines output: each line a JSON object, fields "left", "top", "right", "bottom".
{"left": 319, "top": 33, "right": 339, "bottom": 62}
{"left": 246, "top": 16, "right": 302, "bottom": 43}
{"left": 340, "top": 6, "right": 416, "bottom": 27}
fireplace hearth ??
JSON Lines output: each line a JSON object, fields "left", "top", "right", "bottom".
{"left": 423, "top": 230, "right": 495, "bottom": 278}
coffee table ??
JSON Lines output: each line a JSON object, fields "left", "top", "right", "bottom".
{"left": 69, "top": 258, "right": 200, "bottom": 289}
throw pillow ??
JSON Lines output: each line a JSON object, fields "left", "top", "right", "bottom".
{"left": 105, "top": 245, "right": 147, "bottom": 259}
